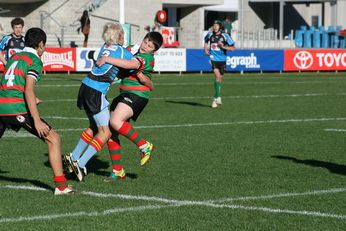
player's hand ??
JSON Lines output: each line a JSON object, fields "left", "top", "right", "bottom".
{"left": 35, "top": 120, "right": 51, "bottom": 137}
{"left": 36, "top": 97, "right": 43, "bottom": 105}
{"left": 204, "top": 49, "right": 210, "bottom": 55}
{"left": 96, "top": 56, "right": 107, "bottom": 67}
{"left": 218, "top": 41, "right": 224, "bottom": 49}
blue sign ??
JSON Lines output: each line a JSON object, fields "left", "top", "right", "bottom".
{"left": 186, "top": 49, "right": 284, "bottom": 72}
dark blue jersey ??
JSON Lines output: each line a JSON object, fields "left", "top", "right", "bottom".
{"left": 204, "top": 32, "right": 234, "bottom": 62}
{"left": 0, "top": 34, "right": 25, "bottom": 61}
{"left": 82, "top": 43, "right": 137, "bottom": 94}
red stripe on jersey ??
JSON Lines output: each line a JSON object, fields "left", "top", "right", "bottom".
{"left": 119, "top": 85, "right": 150, "bottom": 91}
{"left": 0, "top": 111, "right": 28, "bottom": 116}
{"left": 12, "top": 55, "right": 33, "bottom": 66}
{"left": 3, "top": 68, "right": 26, "bottom": 79}
{"left": 0, "top": 84, "right": 25, "bottom": 92}
{"left": 0, "top": 97, "right": 25, "bottom": 103}
{"left": 150, "top": 61, "right": 155, "bottom": 67}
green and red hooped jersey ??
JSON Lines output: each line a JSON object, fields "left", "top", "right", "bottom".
{"left": 119, "top": 46, "right": 155, "bottom": 99}
{"left": 0, "top": 48, "right": 43, "bottom": 116}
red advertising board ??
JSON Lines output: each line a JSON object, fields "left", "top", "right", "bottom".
{"left": 42, "top": 48, "right": 76, "bottom": 71}
{"left": 285, "top": 49, "right": 346, "bottom": 71}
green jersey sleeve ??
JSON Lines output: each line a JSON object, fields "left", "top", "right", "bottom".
{"left": 137, "top": 52, "right": 154, "bottom": 79}
{"left": 27, "top": 55, "right": 43, "bottom": 82}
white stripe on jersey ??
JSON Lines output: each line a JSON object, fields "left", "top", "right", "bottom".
{"left": 27, "top": 70, "right": 38, "bottom": 81}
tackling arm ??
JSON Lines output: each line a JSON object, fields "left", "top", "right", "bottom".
{"left": 96, "top": 56, "right": 140, "bottom": 69}
{"left": 136, "top": 72, "right": 154, "bottom": 91}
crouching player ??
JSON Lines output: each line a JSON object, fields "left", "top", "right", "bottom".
{"left": 0, "top": 28, "right": 76, "bottom": 195}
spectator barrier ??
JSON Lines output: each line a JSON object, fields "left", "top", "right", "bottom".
{"left": 0, "top": 48, "right": 345, "bottom": 72}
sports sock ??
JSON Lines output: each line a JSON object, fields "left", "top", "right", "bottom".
{"left": 108, "top": 140, "right": 122, "bottom": 171}
{"left": 214, "top": 79, "right": 221, "bottom": 98}
{"left": 71, "top": 130, "right": 93, "bottom": 161}
{"left": 117, "top": 122, "right": 146, "bottom": 148}
{"left": 78, "top": 137, "right": 104, "bottom": 168}
{"left": 54, "top": 175, "right": 67, "bottom": 190}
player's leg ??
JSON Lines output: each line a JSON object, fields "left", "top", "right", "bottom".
{"left": 70, "top": 127, "right": 94, "bottom": 162}
{"left": 107, "top": 130, "right": 126, "bottom": 180}
{"left": 212, "top": 62, "right": 224, "bottom": 108}
{"left": 0, "top": 118, "right": 5, "bottom": 138}
{"left": 75, "top": 107, "right": 111, "bottom": 181}
{"left": 109, "top": 94, "right": 153, "bottom": 166}
{"left": 13, "top": 115, "right": 76, "bottom": 195}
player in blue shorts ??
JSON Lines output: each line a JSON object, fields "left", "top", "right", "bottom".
{"left": 204, "top": 21, "right": 235, "bottom": 108}
{"left": 64, "top": 23, "right": 141, "bottom": 181}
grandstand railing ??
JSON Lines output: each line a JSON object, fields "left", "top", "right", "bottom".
{"left": 232, "top": 29, "right": 295, "bottom": 49}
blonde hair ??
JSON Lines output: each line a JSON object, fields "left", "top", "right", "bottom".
{"left": 102, "top": 22, "right": 124, "bottom": 45}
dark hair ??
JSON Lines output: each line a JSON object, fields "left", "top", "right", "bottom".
{"left": 24, "top": 28, "right": 47, "bottom": 48}
{"left": 144, "top": 31, "right": 163, "bottom": 51}
{"left": 213, "top": 20, "right": 224, "bottom": 31}
{"left": 11, "top": 17, "right": 24, "bottom": 28}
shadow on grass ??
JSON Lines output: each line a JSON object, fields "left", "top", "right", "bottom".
{"left": 0, "top": 171, "right": 54, "bottom": 191}
{"left": 272, "top": 155, "right": 346, "bottom": 176}
{"left": 165, "top": 100, "right": 210, "bottom": 108}
{"left": 43, "top": 154, "right": 138, "bottom": 180}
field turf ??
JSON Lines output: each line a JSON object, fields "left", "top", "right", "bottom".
{"left": 0, "top": 72, "right": 345, "bottom": 230}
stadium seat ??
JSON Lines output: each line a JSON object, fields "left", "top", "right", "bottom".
{"left": 313, "top": 30, "right": 321, "bottom": 48}
{"left": 294, "top": 29, "right": 304, "bottom": 48}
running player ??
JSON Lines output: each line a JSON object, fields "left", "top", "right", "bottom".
{"left": 0, "top": 28, "right": 76, "bottom": 195}
{"left": 204, "top": 21, "right": 235, "bottom": 108}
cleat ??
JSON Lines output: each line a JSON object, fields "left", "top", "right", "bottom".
{"left": 63, "top": 153, "right": 73, "bottom": 173}
{"left": 104, "top": 168, "right": 126, "bottom": 182}
{"left": 70, "top": 160, "right": 86, "bottom": 182}
{"left": 215, "top": 97, "right": 222, "bottom": 105}
{"left": 54, "top": 186, "right": 77, "bottom": 195}
{"left": 140, "top": 142, "right": 154, "bottom": 166}
{"left": 211, "top": 98, "right": 218, "bottom": 108}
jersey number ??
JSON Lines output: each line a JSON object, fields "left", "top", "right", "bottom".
{"left": 4, "top": 61, "right": 18, "bottom": 86}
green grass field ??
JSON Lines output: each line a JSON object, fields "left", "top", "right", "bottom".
{"left": 0, "top": 72, "right": 345, "bottom": 230}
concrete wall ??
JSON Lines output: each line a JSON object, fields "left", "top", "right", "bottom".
{"left": 1, "top": 0, "right": 345, "bottom": 48}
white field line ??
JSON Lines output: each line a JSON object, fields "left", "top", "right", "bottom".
{"left": 43, "top": 92, "right": 346, "bottom": 102}
{"left": 1, "top": 131, "right": 37, "bottom": 138}
{"left": 209, "top": 188, "right": 346, "bottom": 203}
{"left": 0, "top": 185, "right": 345, "bottom": 223}
{"left": 3, "top": 117, "right": 346, "bottom": 138}
{"left": 44, "top": 117, "right": 345, "bottom": 130}
{"left": 324, "top": 129, "right": 346, "bottom": 132}
{"left": 36, "top": 80, "right": 329, "bottom": 88}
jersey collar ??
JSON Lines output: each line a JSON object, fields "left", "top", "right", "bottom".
{"left": 23, "top": 47, "right": 39, "bottom": 58}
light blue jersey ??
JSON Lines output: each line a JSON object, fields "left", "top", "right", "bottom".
{"left": 0, "top": 34, "right": 25, "bottom": 61}
{"left": 81, "top": 43, "right": 136, "bottom": 94}
{"left": 204, "top": 32, "right": 234, "bottom": 62}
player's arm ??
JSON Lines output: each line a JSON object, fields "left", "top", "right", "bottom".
{"left": 204, "top": 43, "right": 210, "bottom": 56}
{"left": 204, "top": 33, "right": 211, "bottom": 55}
{"left": 25, "top": 77, "right": 50, "bottom": 137}
{"left": 218, "top": 41, "right": 235, "bottom": 51}
{"left": 0, "top": 53, "right": 6, "bottom": 65}
{"left": 136, "top": 71, "right": 154, "bottom": 91}
{"left": 96, "top": 56, "right": 140, "bottom": 69}
{"left": 0, "top": 37, "right": 9, "bottom": 65}
{"left": 218, "top": 34, "right": 235, "bottom": 51}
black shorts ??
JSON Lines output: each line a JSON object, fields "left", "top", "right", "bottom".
{"left": 211, "top": 61, "right": 226, "bottom": 75}
{"left": 110, "top": 93, "right": 148, "bottom": 121}
{"left": 77, "top": 83, "right": 107, "bottom": 115}
{"left": 0, "top": 114, "right": 51, "bottom": 141}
